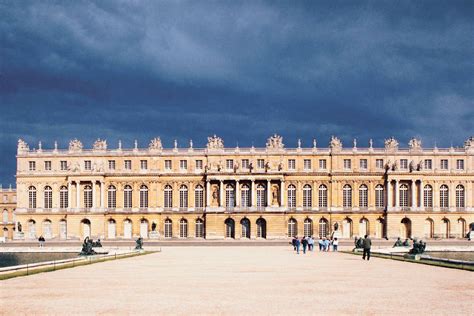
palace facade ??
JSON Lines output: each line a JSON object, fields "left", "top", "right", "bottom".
{"left": 13, "top": 135, "right": 474, "bottom": 241}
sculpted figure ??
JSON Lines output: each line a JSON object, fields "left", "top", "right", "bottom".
{"left": 17, "top": 139, "right": 29, "bottom": 154}
{"left": 207, "top": 135, "right": 224, "bottom": 150}
{"left": 266, "top": 134, "right": 284, "bottom": 150}
{"left": 408, "top": 137, "right": 422, "bottom": 150}
{"left": 69, "top": 139, "right": 83, "bottom": 152}
{"left": 149, "top": 137, "right": 163, "bottom": 151}
{"left": 384, "top": 137, "right": 399, "bottom": 151}
{"left": 93, "top": 139, "right": 107, "bottom": 151}
{"left": 329, "top": 136, "right": 342, "bottom": 151}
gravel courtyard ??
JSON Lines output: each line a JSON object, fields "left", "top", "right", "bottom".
{"left": 1, "top": 246, "right": 473, "bottom": 315}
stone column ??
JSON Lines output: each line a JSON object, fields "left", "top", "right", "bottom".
{"left": 251, "top": 180, "right": 255, "bottom": 207}
{"left": 92, "top": 181, "right": 96, "bottom": 208}
{"left": 280, "top": 180, "right": 285, "bottom": 207}
{"left": 76, "top": 182, "right": 80, "bottom": 208}
{"left": 206, "top": 180, "right": 211, "bottom": 207}
{"left": 387, "top": 180, "right": 392, "bottom": 210}
{"left": 267, "top": 179, "right": 271, "bottom": 207}
{"left": 68, "top": 181, "right": 72, "bottom": 209}
{"left": 100, "top": 181, "right": 105, "bottom": 209}
{"left": 420, "top": 180, "right": 424, "bottom": 209}
{"left": 411, "top": 180, "right": 416, "bottom": 209}
{"left": 219, "top": 180, "right": 224, "bottom": 207}
{"left": 236, "top": 180, "right": 240, "bottom": 207}
{"left": 395, "top": 180, "right": 399, "bottom": 209}
{"left": 449, "top": 182, "right": 455, "bottom": 209}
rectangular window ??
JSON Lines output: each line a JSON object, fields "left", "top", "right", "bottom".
{"left": 440, "top": 159, "right": 448, "bottom": 170}
{"left": 288, "top": 159, "right": 296, "bottom": 170}
{"left": 108, "top": 160, "right": 116, "bottom": 170}
{"left": 165, "top": 160, "right": 172, "bottom": 170}
{"left": 400, "top": 159, "right": 408, "bottom": 170}
{"left": 257, "top": 159, "right": 265, "bottom": 169}
{"left": 359, "top": 159, "right": 367, "bottom": 170}
{"left": 424, "top": 159, "right": 432, "bottom": 170}
{"left": 84, "top": 160, "right": 92, "bottom": 170}
{"left": 241, "top": 159, "right": 249, "bottom": 169}
{"left": 3, "top": 195, "right": 7, "bottom": 203}
{"left": 140, "top": 160, "right": 148, "bottom": 170}
{"left": 60, "top": 161, "right": 68, "bottom": 171}
{"left": 319, "top": 159, "right": 327, "bottom": 170}
{"left": 343, "top": 159, "right": 351, "bottom": 170}
{"left": 124, "top": 160, "right": 132, "bottom": 170}
{"left": 180, "top": 160, "right": 187, "bottom": 170}
{"left": 226, "top": 159, "right": 234, "bottom": 170}
{"left": 44, "top": 161, "right": 51, "bottom": 171}
{"left": 456, "top": 159, "right": 464, "bottom": 170}
{"left": 29, "top": 161, "right": 36, "bottom": 171}
{"left": 303, "top": 159, "right": 311, "bottom": 171}
{"left": 195, "top": 160, "right": 203, "bottom": 170}
{"left": 376, "top": 159, "right": 384, "bottom": 169}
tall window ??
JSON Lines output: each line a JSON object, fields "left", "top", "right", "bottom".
{"left": 318, "top": 185, "right": 328, "bottom": 208}
{"left": 399, "top": 184, "right": 408, "bottom": 209}
{"left": 375, "top": 185, "right": 384, "bottom": 209}
{"left": 140, "top": 185, "right": 148, "bottom": 208}
{"left": 226, "top": 159, "right": 234, "bottom": 170}
{"left": 84, "top": 185, "right": 93, "bottom": 208}
{"left": 124, "top": 160, "right": 132, "bottom": 170}
{"left": 108, "top": 185, "right": 116, "bottom": 209}
{"left": 288, "top": 159, "right": 296, "bottom": 170}
{"left": 303, "top": 185, "right": 312, "bottom": 209}
{"left": 319, "top": 218, "right": 328, "bottom": 238}
{"left": 424, "top": 159, "right": 432, "bottom": 170}
{"left": 140, "top": 160, "right": 148, "bottom": 170}
{"left": 456, "top": 185, "right": 465, "bottom": 208}
{"left": 108, "top": 160, "right": 116, "bottom": 170}
{"left": 165, "top": 160, "right": 172, "bottom": 170}
{"left": 195, "top": 219, "right": 204, "bottom": 238}
{"left": 343, "top": 185, "right": 352, "bottom": 208}
{"left": 179, "top": 219, "right": 188, "bottom": 238}
{"left": 303, "top": 159, "right": 311, "bottom": 170}
{"left": 194, "top": 185, "right": 204, "bottom": 209}
{"left": 256, "top": 184, "right": 266, "bottom": 209}
{"left": 28, "top": 186, "right": 37, "bottom": 209}
{"left": 304, "top": 218, "right": 313, "bottom": 237}
{"left": 44, "top": 186, "right": 52, "bottom": 209}
{"left": 257, "top": 159, "right": 265, "bottom": 169}
{"left": 423, "top": 185, "right": 433, "bottom": 208}
{"left": 179, "top": 185, "right": 188, "bottom": 209}
{"left": 225, "top": 184, "right": 235, "bottom": 209}
{"left": 359, "top": 185, "right": 368, "bottom": 208}
{"left": 2, "top": 210, "right": 8, "bottom": 223}
{"left": 440, "top": 159, "right": 448, "bottom": 170}
{"left": 44, "top": 161, "right": 51, "bottom": 171}
{"left": 164, "top": 185, "right": 173, "bottom": 209}
{"left": 376, "top": 159, "right": 384, "bottom": 169}
{"left": 343, "top": 159, "right": 351, "bottom": 170}
{"left": 288, "top": 218, "right": 297, "bottom": 237}
{"left": 288, "top": 185, "right": 296, "bottom": 209}
{"left": 84, "top": 160, "right": 92, "bottom": 170}
{"left": 60, "top": 186, "right": 68, "bottom": 209}
{"left": 456, "top": 159, "right": 464, "bottom": 170}
{"left": 359, "top": 159, "right": 367, "bottom": 170}
{"left": 319, "top": 159, "right": 327, "bottom": 170}
{"left": 60, "top": 161, "right": 68, "bottom": 171}
{"left": 241, "top": 184, "right": 250, "bottom": 208}
{"left": 180, "top": 160, "right": 187, "bottom": 170}
{"left": 241, "top": 159, "right": 249, "bottom": 169}
{"left": 440, "top": 185, "right": 449, "bottom": 209}
{"left": 164, "top": 219, "right": 172, "bottom": 238}
{"left": 123, "top": 185, "right": 132, "bottom": 209}
{"left": 400, "top": 159, "right": 408, "bottom": 170}
{"left": 195, "top": 160, "right": 203, "bottom": 170}
{"left": 29, "top": 161, "right": 36, "bottom": 171}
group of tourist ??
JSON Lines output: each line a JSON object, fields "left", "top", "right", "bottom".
{"left": 392, "top": 237, "right": 411, "bottom": 247}
{"left": 291, "top": 236, "right": 339, "bottom": 254}
{"left": 353, "top": 235, "right": 372, "bottom": 260}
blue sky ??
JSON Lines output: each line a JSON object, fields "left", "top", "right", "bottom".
{"left": 0, "top": 0, "right": 473, "bottom": 186}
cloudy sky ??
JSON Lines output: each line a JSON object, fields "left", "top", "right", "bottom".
{"left": 1, "top": 0, "right": 473, "bottom": 185}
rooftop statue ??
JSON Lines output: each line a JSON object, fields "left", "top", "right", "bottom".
{"left": 384, "top": 137, "right": 399, "bottom": 151}
{"left": 266, "top": 134, "right": 284, "bottom": 150}
{"left": 68, "top": 139, "right": 83, "bottom": 152}
{"left": 329, "top": 136, "right": 342, "bottom": 151}
{"left": 408, "top": 137, "right": 422, "bottom": 151}
{"left": 93, "top": 139, "right": 107, "bottom": 151}
{"left": 148, "top": 137, "right": 163, "bottom": 151}
{"left": 17, "top": 139, "right": 29, "bottom": 154}
{"left": 464, "top": 136, "right": 474, "bottom": 151}
{"left": 207, "top": 135, "right": 224, "bottom": 150}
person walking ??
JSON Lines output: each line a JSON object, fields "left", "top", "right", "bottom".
{"left": 301, "top": 236, "right": 308, "bottom": 254}
{"left": 295, "top": 236, "right": 301, "bottom": 254}
{"left": 38, "top": 235, "right": 45, "bottom": 248}
{"left": 318, "top": 237, "right": 324, "bottom": 251}
{"left": 291, "top": 236, "right": 297, "bottom": 251}
{"left": 362, "top": 234, "right": 372, "bottom": 260}
{"left": 308, "top": 236, "right": 314, "bottom": 251}
{"left": 332, "top": 237, "right": 339, "bottom": 251}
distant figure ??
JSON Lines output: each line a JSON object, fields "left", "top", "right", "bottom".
{"left": 301, "top": 236, "right": 308, "bottom": 254}
{"left": 295, "top": 237, "right": 301, "bottom": 254}
{"left": 402, "top": 239, "right": 410, "bottom": 247}
{"left": 38, "top": 235, "right": 45, "bottom": 248}
{"left": 308, "top": 236, "right": 314, "bottom": 251}
{"left": 291, "top": 236, "right": 297, "bottom": 251}
{"left": 323, "top": 238, "right": 330, "bottom": 252}
{"left": 393, "top": 237, "right": 403, "bottom": 247}
{"left": 362, "top": 235, "right": 372, "bottom": 260}
{"left": 332, "top": 237, "right": 339, "bottom": 251}
{"left": 319, "top": 237, "right": 324, "bottom": 251}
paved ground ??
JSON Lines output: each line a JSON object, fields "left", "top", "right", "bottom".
{"left": 1, "top": 247, "right": 473, "bottom": 315}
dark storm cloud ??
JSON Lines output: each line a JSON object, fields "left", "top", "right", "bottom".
{"left": 0, "top": 0, "right": 473, "bottom": 185}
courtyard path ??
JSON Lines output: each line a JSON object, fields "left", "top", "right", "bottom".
{"left": 1, "top": 247, "right": 473, "bottom": 315}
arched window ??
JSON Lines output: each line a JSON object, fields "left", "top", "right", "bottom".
{"left": 399, "top": 184, "right": 408, "bottom": 209}
{"left": 42, "top": 219, "right": 52, "bottom": 239}
{"left": 195, "top": 218, "right": 204, "bottom": 238}
{"left": 440, "top": 185, "right": 449, "bottom": 209}
{"left": 179, "top": 185, "right": 188, "bottom": 209}
{"left": 456, "top": 185, "right": 465, "bottom": 208}
{"left": 139, "top": 185, "right": 148, "bottom": 208}
{"left": 123, "top": 219, "right": 132, "bottom": 239}
{"left": 375, "top": 185, "right": 384, "bottom": 209}
{"left": 303, "top": 185, "right": 312, "bottom": 209}
{"left": 256, "top": 184, "right": 266, "bottom": 209}
{"left": 164, "top": 185, "right": 173, "bottom": 209}
{"left": 28, "top": 186, "right": 37, "bottom": 209}
{"left": 225, "top": 218, "right": 235, "bottom": 238}
{"left": 423, "top": 185, "right": 433, "bottom": 208}
{"left": 318, "top": 185, "right": 327, "bottom": 208}
{"left": 359, "top": 218, "right": 369, "bottom": 237}
{"left": 194, "top": 185, "right": 204, "bottom": 209}
{"left": 179, "top": 219, "right": 188, "bottom": 238}
{"left": 164, "top": 219, "right": 172, "bottom": 238}
{"left": 256, "top": 218, "right": 266, "bottom": 239}
{"left": 225, "top": 184, "right": 235, "bottom": 209}
{"left": 2, "top": 209, "right": 8, "bottom": 223}
{"left": 287, "top": 185, "right": 296, "bottom": 209}
{"left": 28, "top": 219, "right": 36, "bottom": 239}
{"left": 359, "top": 185, "right": 368, "bottom": 208}
{"left": 44, "top": 186, "right": 52, "bottom": 209}
{"left": 304, "top": 218, "right": 313, "bottom": 237}
{"left": 84, "top": 185, "right": 93, "bottom": 208}
{"left": 59, "top": 186, "right": 68, "bottom": 209}
{"left": 241, "top": 218, "right": 250, "bottom": 238}
{"left": 319, "top": 218, "right": 328, "bottom": 238}
{"left": 241, "top": 184, "right": 250, "bottom": 209}
{"left": 343, "top": 185, "right": 352, "bottom": 208}
{"left": 123, "top": 185, "right": 132, "bottom": 209}
{"left": 288, "top": 218, "right": 297, "bottom": 237}
{"left": 108, "top": 185, "right": 116, "bottom": 209}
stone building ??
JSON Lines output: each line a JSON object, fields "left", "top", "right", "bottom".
{"left": 13, "top": 135, "right": 474, "bottom": 240}
{"left": 1, "top": 185, "right": 17, "bottom": 241}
